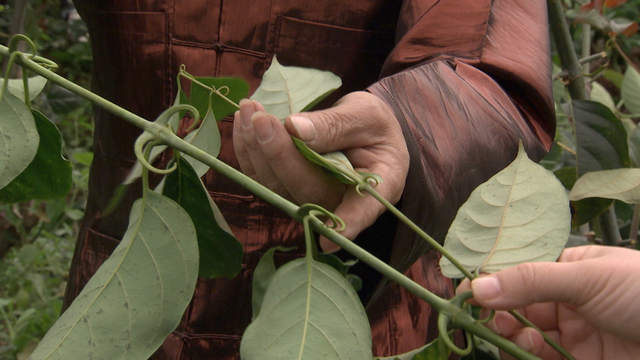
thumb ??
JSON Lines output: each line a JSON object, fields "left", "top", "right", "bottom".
{"left": 471, "top": 262, "right": 595, "bottom": 310}
{"left": 284, "top": 91, "right": 397, "bottom": 153}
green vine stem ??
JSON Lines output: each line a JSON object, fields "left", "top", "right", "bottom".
{"left": 359, "top": 183, "right": 475, "bottom": 280}
{"left": 1, "top": 44, "right": 546, "bottom": 359}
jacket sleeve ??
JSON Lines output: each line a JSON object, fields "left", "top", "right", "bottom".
{"left": 367, "top": 0, "right": 555, "bottom": 273}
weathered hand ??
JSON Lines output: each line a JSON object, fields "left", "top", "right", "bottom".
{"left": 457, "top": 246, "right": 640, "bottom": 360}
{"left": 232, "top": 91, "right": 409, "bottom": 251}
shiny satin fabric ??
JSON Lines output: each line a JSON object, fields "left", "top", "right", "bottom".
{"left": 66, "top": 0, "right": 554, "bottom": 358}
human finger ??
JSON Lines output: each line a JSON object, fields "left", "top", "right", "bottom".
{"left": 250, "top": 110, "right": 346, "bottom": 208}
{"left": 238, "top": 100, "right": 291, "bottom": 197}
{"left": 283, "top": 91, "right": 404, "bottom": 153}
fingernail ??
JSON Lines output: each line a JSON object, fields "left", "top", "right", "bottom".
{"left": 518, "top": 331, "right": 535, "bottom": 352}
{"left": 472, "top": 277, "right": 502, "bottom": 301}
{"left": 289, "top": 116, "right": 317, "bottom": 142}
{"left": 253, "top": 113, "right": 274, "bottom": 143}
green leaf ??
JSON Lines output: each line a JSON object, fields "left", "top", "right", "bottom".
{"left": 621, "top": 65, "right": 640, "bottom": 115}
{"left": 629, "top": 125, "right": 640, "bottom": 168}
{"left": 572, "top": 100, "right": 630, "bottom": 175}
{"left": 316, "top": 253, "right": 362, "bottom": 291}
{"left": 163, "top": 156, "right": 243, "bottom": 279}
{"left": 590, "top": 81, "right": 616, "bottom": 113}
{"left": 182, "top": 108, "right": 221, "bottom": 178}
{"left": 0, "top": 110, "right": 72, "bottom": 203}
{"left": 0, "top": 92, "right": 38, "bottom": 189}
{"left": 250, "top": 55, "right": 342, "bottom": 120}
{"left": 440, "top": 143, "right": 571, "bottom": 278}
{"left": 603, "top": 69, "right": 623, "bottom": 89}
{"left": 30, "top": 191, "right": 199, "bottom": 360}
{"left": 374, "top": 337, "right": 449, "bottom": 360}
{"left": 190, "top": 77, "right": 249, "bottom": 121}
{"left": 240, "top": 258, "right": 372, "bottom": 360}
{"left": 555, "top": 167, "right": 612, "bottom": 226}
{"left": 569, "top": 169, "right": 640, "bottom": 204}
{"left": 292, "top": 138, "right": 381, "bottom": 186}
{"left": 251, "top": 246, "right": 295, "bottom": 320}
{"left": 0, "top": 76, "right": 47, "bottom": 102}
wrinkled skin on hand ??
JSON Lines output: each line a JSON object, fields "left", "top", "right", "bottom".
{"left": 457, "top": 246, "right": 640, "bottom": 360}
{"left": 232, "top": 91, "right": 409, "bottom": 251}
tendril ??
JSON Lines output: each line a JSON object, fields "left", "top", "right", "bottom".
{"left": 437, "top": 312, "right": 473, "bottom": 356}
{"left": 157, "top": 104, "right": 201, "bottom": 132}
{"left": 8, "top": 34, "right": 37, "bottom": 59}
{"left": 297, "top": 204, "right": 346, "bottom": 232}
{"left": 134, "top": 133, "right": 177, "bottom": 175}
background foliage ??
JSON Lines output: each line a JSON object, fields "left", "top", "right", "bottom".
{"left": 0, "top": 1, "right": 91, "bottom": 358}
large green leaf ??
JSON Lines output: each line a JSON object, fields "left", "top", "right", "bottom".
{"left": 240, "top": 258, "right": 371, "bottom": 360}
{"left": 163, "top": 157, "right": 242, "bottom": 278}
{"left": 0, "top": 76, "right": 47, "bottom": 102}
{"left": 572, "top": 100, "right": 630, "bottom": 176}
{"left": 621, "top": 66, "right": 640, "bottom": 115}
{"left": 569, "top": 169, "right": 640, "bottom": 204}
{"left": 440, "top": 143, "right": 570, "bottom": 278}
{"left": 0, "top": 92, "right": 38, "bottom": 189}
{"left": 29, "top": 191, "right": 199, "bottom": 360}
{"left": 190, "top": 77, "right": 249, "bottom": 121}
{"left": 250, "top": 56, "right": 342, "bottom": 120}
{"left": 555, "top": 166, "right": 612, "bottom": 226}
{"left": 374, "top": 337, "right": 448, "bottom": 360}
{"left": 590, "top": 81, "right": 616, "bottom": 113}
{"left": 251, "top": 246, "right": 294, "bottom": 320}
{"left": 0, "top": 110, "right": 72, "bottom": 203}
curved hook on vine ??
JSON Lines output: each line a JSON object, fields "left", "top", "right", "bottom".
{"left": 436, "top": 291, "right": 475, "bottom": 356}
{"left": 156, "top": 103, "right": 201, "bottom": 132}
{"left": 134, "top": 132, "right": 178, "bottom": 175}
{"left": 296, "top": 204, "right": 346, "bottom": 232}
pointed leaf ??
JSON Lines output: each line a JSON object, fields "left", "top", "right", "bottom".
{"left": 0, "top": 76, "right": 47, "bottom": 102}
{"left": 163, "top": 157, "right": 243, "bottom": 278}
{"left": 571, "top": 100, "right": 630, "bottom": 176}
{"left": 0, "top": 92, "right": 38, "bottom": 189}
{"left": 190, "top": 77, "right": 249, "bottom": 121}
{"left": 292, "top": 137, "right": 381, "bottom": 186}
{"left": 569, "top": 169, "right": 640, "bottom": 204}
{"left": 182, "top": 108, "right": 221, "bottom": 178}
{"left": 440, "top": 144, "right": 571, "bottom": 278}
{"left": 250, "top": 56, "right": 342, "bottom": 120}
{"left": 252, "top": 246, "right": 295, "bottom": 320}
{"left": 590, "top": 81, "right": 616, "bottom": 113}
{"left": 622, "top": 66, "right": 640, "bottom": 115}
{"left": 555, "top": 166, "right": 612, "bottom": 226}
{"left": 0, "top": 110, "right": 72, "bottom": 203}
{"left": 30, "top": 191, "right": 199, "bottom": 360}
{"left": 240, "top": 258, "right": 371, "bottom": 360}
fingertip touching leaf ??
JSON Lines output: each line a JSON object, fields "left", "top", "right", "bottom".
{"left": 440, "top": 143, "right": 571, "bottom": 278}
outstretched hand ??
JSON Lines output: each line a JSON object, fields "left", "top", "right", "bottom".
{"left": 457, "top": 246, "right": 640, "bottom": 360}
{"left": 232, "top": 91, "right": 409, "bottom": 252}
